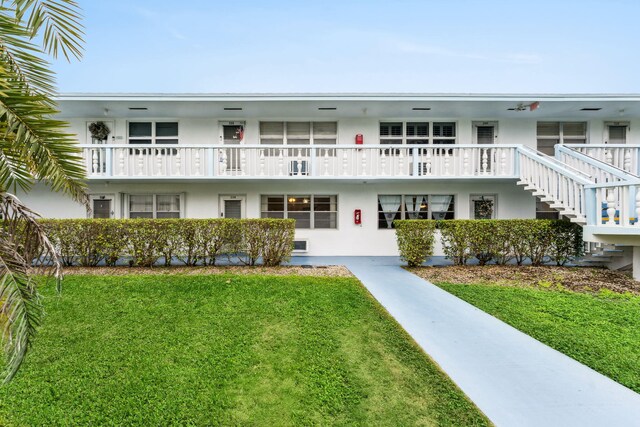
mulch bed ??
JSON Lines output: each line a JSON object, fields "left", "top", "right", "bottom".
{"left": 61, "top": 265, "right": 353, "bottom": 278}
{"left": 407, "top": 265, "right": 640, "bottom": 295}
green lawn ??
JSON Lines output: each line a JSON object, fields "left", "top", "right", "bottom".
{"left": 437, "top": 282, "right": 640, "bottom": 393}
{"left": 0, "top": 274, "right": 489, "bottom": 426}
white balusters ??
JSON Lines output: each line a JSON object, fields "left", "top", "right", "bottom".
{"left": 397, "top": 148, "right": 404, "bottom": 176}
{"left": 91, "top": 149, "right": 99, "bottom": 174}
{"left": 606, "top": 191, "right": 616, "bottom": 225}
{"left": 342, "top": 149, "right": 349, "bottom": 176}
{"left": 323, "top": 149, "right": 330, "bottom": 176}
{"left": 462, "top": 149, "right": 470, "bottom": 175}
{"left": 296, "top": 149, "right": 303, "bottom": 176}
{"left": 443, "top": 149, "right": 450, "bottom": 175}
{"left": 220, "top": 149, "right": 227, "bottom": 175}
{"left": 424, "top": 149, "right": 432, "bottom": 176}
{"left": 82, "top": 145, "right": 523, "bottom": 183}
{"left": 119, "top": 149, "right": 125, "bottom": 176}
{"left": 605, "top": 149, "right": 613, "bottom": 165}
{"left": 156, "top": 149, "right": 162, "bottom": 176}
{"left": 481, "top": 149, "right": 488, "bottom": 174}
{"left": 624, "top": 150, "right": 632, "bottom": 172}
{"left": 175, "top": 149, "right": 182, "bottom": 175}
{"left": 259, "top": 149, "right": 265, "bottom": 176}
{"left": 195, "top": 150, "right": 201, "bottom": 175}
{"left": 240, "top": 149, "right": 246, "bottom": 176}
{"left": 137, "top": 149, "right": 144, "bottom": 176}
{"left": 636, "top": 190, "right": 640, "bottom": 226}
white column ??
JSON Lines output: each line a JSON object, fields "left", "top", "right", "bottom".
{"left": 633, "top": 246, "right": 640, "bottom": 281}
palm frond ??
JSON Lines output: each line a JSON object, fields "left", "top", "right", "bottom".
{"left": 14, "top": 0, "right": 84, "bottom": 61}
{"left": 0, "top": 8, "right": 58, "bottom": 98}
{"left": 0, "top": 58, "right": 86, "bottom": 202}
{"left": 0, "top": 192, "right": 61, "bottom": 383}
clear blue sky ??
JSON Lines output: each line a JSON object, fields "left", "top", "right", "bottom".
{"left": 52, "top": 0, "right": 640, "bottom": 93}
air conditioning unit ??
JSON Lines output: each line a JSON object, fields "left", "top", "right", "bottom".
{"left": 293, "top": 239, "right": 308, "bottom": 253}
{"left": 289, "top": 160, "right": 309, "bottom": 176}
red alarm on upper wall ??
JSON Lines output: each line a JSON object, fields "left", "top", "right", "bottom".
{"left": 355, "top": 134, "right": 363, "bottom": 145}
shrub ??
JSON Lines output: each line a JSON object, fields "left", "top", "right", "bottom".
{"left": 257, "top": 219, "right": 296, "bottom": 267}
{"left": 404, "top": 219, "right": 583, "bottom": 267}
{"left": 394, "top": 220, "right": 436, "bottom": 267}
{"left": 464, "top": 220, "right": 497, "bottom": 266}
{"left": 172, "top": 219, "right": 205, "bottom": 266}
{"left": 37, "top": 218, "right": 295, "bottom": 267}
{"left": 210, "top": 219, "right": 243, "bottom": 265}
{"left": 127, "top": 219, "right": 170, "bottom": 267}
{"left": 438, "top": 221, "right": 473, "bottom": 265}
{"left": 43, "top": 219, "right": 106, "bottom": 266}
{"left": 549, "top": 220, "right": 584, "bottom": 266}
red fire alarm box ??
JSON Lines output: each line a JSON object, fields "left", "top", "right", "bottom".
{"left": 354, "top": 209, "right": 362, "bottom": 225}
{"left": 355, "top": 134, "right": 363, "bottom": 145}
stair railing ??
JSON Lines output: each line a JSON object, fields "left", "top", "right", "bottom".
{"left": 517, "top": 146, "right": 592, "bottom": 220}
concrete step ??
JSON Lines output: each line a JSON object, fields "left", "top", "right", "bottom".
{"left": 602, "top": 249, "right": 625, "bottom": 257}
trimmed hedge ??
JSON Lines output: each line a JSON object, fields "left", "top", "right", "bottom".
{"left": 41, "top": 218, "right": 295, "bottom": 267}
{"left": 395, "top": 219, "right": 583, "bottom": 266}
{"left": 394, "top": 220, "right": 436, "bottom": 267}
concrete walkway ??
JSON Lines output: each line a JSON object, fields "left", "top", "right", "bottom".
{"left": 289, "top": 256, "right": 640, "bottom": 427}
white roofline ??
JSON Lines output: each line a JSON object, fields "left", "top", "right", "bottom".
{"left": 56, "top": 93, "right": 640, "bottom": 102}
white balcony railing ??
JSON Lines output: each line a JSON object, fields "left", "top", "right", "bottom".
{"left": 80, "top": 144, "right": 518, "bottom": 179}
{"left": 566, "top": 144, "right": 640, "bottom": 176}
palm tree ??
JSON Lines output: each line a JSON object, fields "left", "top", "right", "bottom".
{"left": 0, "top": 0, "right": 85, "bottom": 382}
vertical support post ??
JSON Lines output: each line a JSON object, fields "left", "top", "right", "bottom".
{"left": 208, "top": 147, "right": 215, "bottom": 177}
{"left": 586, "top": 187, "right": 597, "bottom": 226}
{"left": 412, "top": 147, "right": 419, "bottom": 177}
{"left": 310, "top": 146, "right": 317, "bottom": 177}
{"left": 105, "top": 147, "right": 112, "bottom": 177}
{"left": 606, "top": 190, "right": 616, "bottom": 226}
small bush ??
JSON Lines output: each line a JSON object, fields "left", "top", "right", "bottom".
{"left": 394, "top": 220, "right": 436, "bottom": 267}
{"left": 438, "top": 221, "right": 473, "bottom": 265}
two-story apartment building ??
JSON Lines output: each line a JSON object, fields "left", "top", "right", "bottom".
{"left": 20, "top": 93, "right": 640, "bottom": 269}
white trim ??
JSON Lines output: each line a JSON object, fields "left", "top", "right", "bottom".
{"left": 604, "top": 121, "right": 630, "bottom": 144}
{"left": 472, "top": 121, "right": 498, "bottom": 144}
{"left": 88, "top": 193, "right": 116, "bottom": 218}
{"left": 469, "top": 194, "right": 498, "bottom": 219}
{"left": 219, "top": 194, "right": 246, "bottom": 219}
{"left": 127, "top": 120, "right": 180, "bottom": 145}
{"left": 293, "top": 239, "right": 309, "bottom": 253}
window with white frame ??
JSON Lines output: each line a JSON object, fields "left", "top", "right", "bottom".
{"left": 536, "top": 122, "right": 586, "bottom": 155}
{"left": 378, "top": 194, "right": 455, "bottom": 229}
{"left": 128, "top": 122, "right": 179, "bottom": 145}
{"left": 259, "top": 122, "right": 337, "bottom": 146}
{"left": 128, "top": 194, "right": 181, "bottom": 218}
{"left": 261, "top": 195, "right": 337, "bottom": 229}
{"left": 379, "top": 122, "right": 456, "bottom": 146}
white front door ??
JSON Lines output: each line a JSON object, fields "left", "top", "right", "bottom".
{"left": 220, "top": 195, "right": 245, "bottom": 219}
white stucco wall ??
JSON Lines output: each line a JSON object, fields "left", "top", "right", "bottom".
{"left": 20, "top": 179, "right": 535, "bottom": 257}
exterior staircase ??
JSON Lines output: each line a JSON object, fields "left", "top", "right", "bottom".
{"left": 515, "top": 144, "right": 640, "bottom": 272}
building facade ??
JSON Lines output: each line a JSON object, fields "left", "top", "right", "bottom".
{"left": 21, "top": 94, "right": 640, "bottom": 265}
